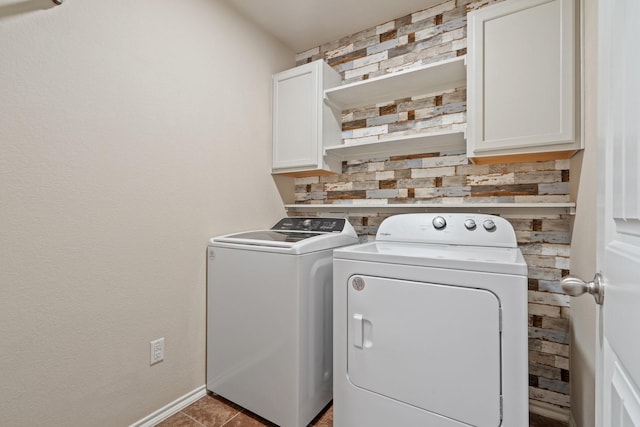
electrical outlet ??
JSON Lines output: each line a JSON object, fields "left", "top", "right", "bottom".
{"left": 150, "top": 337, "right": 164, "bottom": 365}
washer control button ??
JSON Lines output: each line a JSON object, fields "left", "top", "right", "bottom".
{"left": 464, "top": 219, "right": 477, "bottom": 230}
{"left": 432, "top": 216, "right": 447, "bottom": 230}
{"left": 483, "top": 219, "right": 497, "bottom": 232}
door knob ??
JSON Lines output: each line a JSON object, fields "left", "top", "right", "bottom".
{"left": 561, "top": 273, "right": 604, "bottom": 305}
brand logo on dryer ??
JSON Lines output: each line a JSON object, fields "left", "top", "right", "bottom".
{"left": 352, "top": 277, "right": 365, "bottom": 291}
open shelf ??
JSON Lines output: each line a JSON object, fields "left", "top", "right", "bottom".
{"left": 285, "top": 202, "right": 576, "bottom": 216}
{"left": 324, "top": 130, "right": 466, "bottom": 161}
{"left": 324, "top": 56, "right": 467, "bottom": 111}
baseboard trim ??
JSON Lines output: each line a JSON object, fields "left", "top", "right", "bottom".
{"left": 530, "top": 400, "right": 571, "bottom": 422}
{"left": 130, "top": 385, "right": 207, "bottom": 427}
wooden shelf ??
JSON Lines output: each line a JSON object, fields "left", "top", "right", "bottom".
{"left": 324, "top": 130, "right": 466, "bottom": 161}
{"left": 285, "top": 202, "right": 576, "bottom": 216}
{"left": 324, "top": 56, "right": 466, "bottom": 111}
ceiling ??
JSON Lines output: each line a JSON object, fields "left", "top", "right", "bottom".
{"left": 221, "top": 0, "right": 444, "bottom": 53}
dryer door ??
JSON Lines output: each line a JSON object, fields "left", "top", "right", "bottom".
{"left": 347, "top": 275, "right": 502, "bottom": 427}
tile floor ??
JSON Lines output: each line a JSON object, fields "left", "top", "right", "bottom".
{"left": 156, "top": 393, "right": 568, "bottom": 427}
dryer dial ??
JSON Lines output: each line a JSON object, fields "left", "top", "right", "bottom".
{"left": 464, "top": 219, "right": 477, "bottom": 230}
{"left": 483, "top": 219, "right": 497, "bottom": 232}
{"left": 432, "top": 216, "right": 447, "bottom": 230}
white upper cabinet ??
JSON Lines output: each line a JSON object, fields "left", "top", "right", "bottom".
{"left": 272, "top": 60, "right": 342, "bottom": 176}
{"left": 466, "top": 0, "right": 582, "bottom": 164}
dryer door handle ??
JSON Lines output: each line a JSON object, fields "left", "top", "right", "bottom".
{"left": 353, "top": 313, "right": 364, "bottom": 348}
{"left": 352, "top": 314, "right": 373, "bottom": 349}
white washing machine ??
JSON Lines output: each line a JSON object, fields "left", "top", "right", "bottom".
{"left": 333, "top": 213, "right": 528, "bottom": 427}
{"left": 207, "top": 217, "right": 359, "bottom": 427}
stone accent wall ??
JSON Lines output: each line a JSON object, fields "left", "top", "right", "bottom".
{"left": 292, "top": 0, "right": 572, "bottom": 415}
{"left": 295, "top": 150, "right": 570, "bottom": 206}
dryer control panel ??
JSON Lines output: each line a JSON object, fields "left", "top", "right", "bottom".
{"left": 376, "top": 213, "right": 518, "bottom": 248}
{"left": 272, "top": 217, "right": 346, "bottom": 233}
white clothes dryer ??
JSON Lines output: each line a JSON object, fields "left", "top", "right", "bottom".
{"left": 333, "top": 213, "right": 528, "bottom": 427}
{"left": 207, "top": 217, "right": 359, "bottom": 427}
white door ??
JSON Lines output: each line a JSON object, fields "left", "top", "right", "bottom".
{"left": 597, "top": 0, "right": 640, "bottom": 424}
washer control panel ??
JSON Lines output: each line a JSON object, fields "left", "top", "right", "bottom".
{"left": 376, "top": 213, "right": 517, "bottom": 248}
{"left": 272, "top": 217, "right": 346, "bottom": 233}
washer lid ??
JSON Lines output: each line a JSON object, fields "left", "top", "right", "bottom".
{"left": 219, "top": 230, "right": 323, "bottom": 243}
{"left": 209, "top": 217, "right": 359, "bottom": 254}
{"left": 334, "top": 241, "right": 527, "bottom": 276}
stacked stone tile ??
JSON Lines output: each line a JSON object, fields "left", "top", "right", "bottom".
{"left": 295, "top": 152, "right": 570, "bottom": 206}
{"left": 293, "top": 0, "right": 570, "bottom": 415}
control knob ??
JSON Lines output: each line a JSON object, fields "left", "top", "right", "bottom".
{"left": 464, "top": 219, "right": 477, "bottom": 230}
{"left": 432, "top": 216, "right": 447, "bottom": 230}
{"left": 483, "top": 219, "right": 497, "bottom": 231}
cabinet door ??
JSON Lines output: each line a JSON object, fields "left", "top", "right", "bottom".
{"left": 272, "top": 62, "right": 321, "bottom": 172}
{"left": 467, "top": 0, "right": 580, "bottom": 162}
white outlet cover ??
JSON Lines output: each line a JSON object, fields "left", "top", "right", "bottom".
{"left": 150, "top": 337, "right": 164, "bottom": 365}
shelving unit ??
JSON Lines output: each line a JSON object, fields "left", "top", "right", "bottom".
{"left": 324, "top": 56, "right": 466, "bottom": 111}
{"left": 324, "top": 130, "right": 465, "bottom": 162}
{"left": 285, "top": 202, "right": 576, "bottom": 216}
{"left": 321, "top": 56, "right": 468, "bottom": 162}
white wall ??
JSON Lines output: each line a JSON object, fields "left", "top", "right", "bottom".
{"left": 0, "top": 0, "right": 293, "bottom": 424}
{"left": 569, "top": 0, "right": 598, "bottom": 426}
